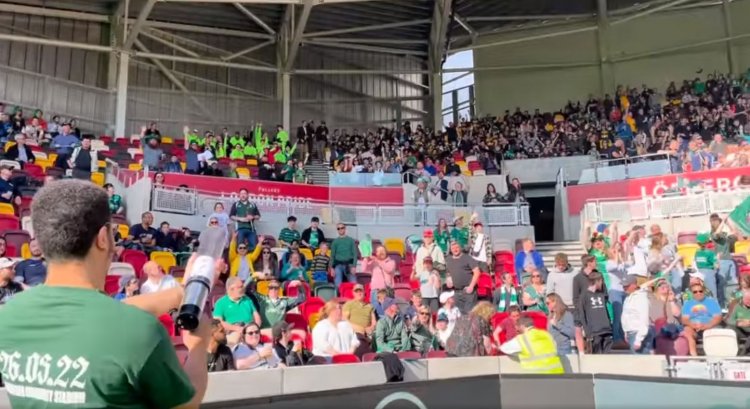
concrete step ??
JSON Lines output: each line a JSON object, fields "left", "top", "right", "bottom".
{"left": 536, "top": 241, "right": 586, "bottom": 268}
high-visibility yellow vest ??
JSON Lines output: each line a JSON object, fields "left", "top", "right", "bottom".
{"left": 518, "top": 328, "right": 564, "bottom": 374}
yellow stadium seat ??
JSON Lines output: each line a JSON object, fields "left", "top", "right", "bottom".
{"left": 128, "top": 163, "right": 142, "bottom": 171}
{"left": 97, "top": 160, "right": 106, "bottom": 169}
{"left": 299, "top": 248, "right": 313, "bottom": 261}
{"left": 246, "top": 159, "right": 258, "bottom": 166}
{"left": 91, "top": 172, "right": 105, "bottom": 187}
{"left": 255, "top": 280, "right": 283, "bottom": 297}
{"left": 677, "top": 243, "right": 700, "bottom": 269}
{"left": 308, "top": 312, "right": 321, "bottom": 329}
{"left": 117, "top": 224, "right": 129, "bottom": 239}
{"left": 383, "top": 238, "right": 405, "bottom": 257}
{"left": 47, "top": 153, "right": 57, "bottom": 163}
{"left": 735, "top": 241, "right": 750, "bottom": 256}
{"left": 35, "top": 158, "right": 53, "bottom": 171}
{"left": 462, "top": 170, "right": 472, "bottom": 177}
{"left": 4, "top": 141, "right": 15, "bottom": 152}
{"left": 150, "top": 251, "right": 176, "bottom": 273}
{"left": 162, "top": 136, "right": 174, "bottom": 144}
{"left": 180, "top": 162, "right": 186, "bottom": 171}
{"left": 21, "top": 243, "right": 31, "bottom": 259}
{"left": 0, "top": 203, "right": 14, "bottom": 216}
{"left": 236, "top": 167, "right": 250, "bottom": 178}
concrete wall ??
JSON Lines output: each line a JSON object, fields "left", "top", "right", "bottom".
{"left": 474, "top": 1, "right": 750, "bottom": 116}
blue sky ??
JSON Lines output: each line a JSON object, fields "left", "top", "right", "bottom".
{"left": 441, "top": 50, "right": 474, "bottom": 126}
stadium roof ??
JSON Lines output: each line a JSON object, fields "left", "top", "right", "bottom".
{"left": 1, "top": 0, "right": 716, "bottom": 64}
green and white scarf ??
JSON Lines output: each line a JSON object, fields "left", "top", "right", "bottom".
{"left": 497, "top": 285, "right": 519, "bottom": 312}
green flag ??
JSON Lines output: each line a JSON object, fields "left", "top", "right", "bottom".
{"left": 729, "top": 196, "right": 750, "bottom": 236}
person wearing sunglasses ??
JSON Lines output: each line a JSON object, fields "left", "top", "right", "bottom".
{"left": 256, "top": 279, "right": 306, "bottom": 332}
{"left": 410, "top": 305, "right": 440, "bottom": 355}
{"left": 233, "top": 322, "right": 282, "bottom": 370}
{"left": 228, "top": 232, "right": 266, "bottom": 284}
{"left": 681, "top": 283, "right": 722, "bottom": 356}
{"left": 330, "top": 224, "right": 357, "bottom": 288}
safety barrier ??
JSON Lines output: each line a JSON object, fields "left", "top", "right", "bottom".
{"left": 154, "top": 185, "right": 531, "bottom": 227}
{"left": 584, "top": 188, "right": 750, "bottom": 223}
{"left": 577, "top": 153, "right": 675, "bottom": 184}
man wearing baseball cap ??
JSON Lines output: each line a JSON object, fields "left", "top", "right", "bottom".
{"left": 412, "top": 229, "right": 445, "bottom": 312}
{"left": 343, "top": 283, "right": 376, "bottom": 356}
{"left": 0, "top": 257, "right": 22, "bottom": 305}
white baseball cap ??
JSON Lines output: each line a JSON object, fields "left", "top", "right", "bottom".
{"left": 0, "top": 257, "right": 15, "bottom": 270}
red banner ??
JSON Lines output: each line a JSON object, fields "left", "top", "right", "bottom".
{"left": 158, "top": 173, "right": 403, "bottom": 205}
{"left": 566, "top": 166, "right": 750, "bottom": 215}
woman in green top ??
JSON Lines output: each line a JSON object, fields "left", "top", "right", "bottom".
{"left": 281, "top": 160, "right": 295, "bottom": 182}
{"left": 104, "top": 183, "right": 124, "bottom": 214}
{"left": 522, "top": 270, "right": 548, "bottom": 313}
{"left": 293, "top": 162, "right": 307, "bottom": 184}
{"left": 433, "top": 218, "right": 451, "bottom": 254}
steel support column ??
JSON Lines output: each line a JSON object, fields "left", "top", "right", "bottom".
{"left": 123, "top": 0, "right": 157, "bottom": 50}
{"left": 431, "top": 72, "right": 443, "bottom": 130}
{"left": 721, "top": 0, "right": 737, "bottom": 76}
{"left": 596, "top": 0, "right": 614, "bottom": 96}
{"left": 282, "top": 72, "right": 291, "bottom": 131}
{"left": 114, "top": 53, "right": 130, "bottom": 139}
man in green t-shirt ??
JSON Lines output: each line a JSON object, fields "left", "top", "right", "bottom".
{"left": 229, "top": 188, "right": 261, "bottom": 249}
{"left": 0, "top": 180, "right": 216, "bottom": 409}
{"left": 450, "top": 216, "right": 469, "bottom": 250}
{"left": 278, "top": 215, "right": 301, "bottom": 248}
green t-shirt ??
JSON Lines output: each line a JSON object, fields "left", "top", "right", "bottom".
{"left": 231, "top": 200, "right": 259, "bottom": 231}
{"left": 0, "top": 286, "right": 194, "bottom": 408}
{"left": 283, "top": 165, "right": 294, "bottom": 182}
{"left": 433, "top": 229, "right": 450, "bottom": 254}
{"left": 694, "top": 248, "right": 716, "bottom": 270}
{"left": 450, "top": 227, "right": 469, "bottom": 249}
{"left": 108, "top": 194, "right": 122, "bottom": 214}
{"left": 294, "top": 169, "right": 306, "bottom": 183}
{"left": 308, "top": 230, "right": 320, "bottom": 249}
{"left": 213, "top": 295, "right": 256, "bottom": 325}
{"left": 279, "top": 228, "right": 301, "bottom": 245}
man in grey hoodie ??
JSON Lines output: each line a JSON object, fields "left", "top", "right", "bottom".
{"left": 546, "top": 253, "right": 578, "bottom": 308}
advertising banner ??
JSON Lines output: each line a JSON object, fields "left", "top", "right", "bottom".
{"left": 566, "top": 166, "right": 750, "bottom": 215}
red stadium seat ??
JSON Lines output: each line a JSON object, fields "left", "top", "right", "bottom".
{"left": 4, "top": 244, "right": 16, "bottom": 257}
{"left": 393, "top": 283, "right": 412, "bottom": 301}
{"left": 284, "top": 281, "right": 311, "bottom": 299}
{"left": 3, "top": 230, "right": 30, "bottom": 252}
{"left": 476, "top": 273, "right": 493, "bottom": 299}
{"left": 104, "top": 275, "right": 121, "bottom": 295}
{"left": 523, "top": 311, "right": 548, "bottom": 330}
{"left": 159, "top": 314, "right": 176, "bottom": 337}
{"left": 300, "top": 297, "right": 325, "bottom": 322}
{"left": 332, "top": 353, "right": 360, "bottom": 364}
{"left": 0, "top": 216, "right": 20, "bottom": 231}
{"left": 409, "top": 279, "right": 420, "bottom": 291}
{"left": 121, "top": 249, "right": 148, "bottom": 278}
{"left": 23, "top": 163, "right": 44, "bottom": 179}
{"left": 426, "top": 350, "right": 448, "bottom": 359}
{"left": 338, "top": 282, "right": 355, "bottom": 300}
{"left": 284, "top": 313, "right": 309, "bottom": 331}
{"left": 396, "top": 351, "right": 422, "bottom": 360}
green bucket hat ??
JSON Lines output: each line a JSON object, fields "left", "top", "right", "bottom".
{"left": 696, "top": 232, "right": 710, "bottom": 245}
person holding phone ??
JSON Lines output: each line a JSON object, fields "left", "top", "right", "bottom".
{"left": 0, "top": 180, "right": 221, "bottom": 408}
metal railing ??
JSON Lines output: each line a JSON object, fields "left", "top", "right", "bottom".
{"left": 584, "top": 188, "right": 750, "bottom": 223}
{"left": 152, "top": 185, "right": 530, "bottom": 227}
{"left": 328, "top": 172, "right": 403, "bottom": 187}
{"left": 578, "top": 152, "right": 676, "bottom": 184}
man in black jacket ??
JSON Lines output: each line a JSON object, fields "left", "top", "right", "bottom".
{"left": 574, "top": 271, "right": 613, "bottom": 354}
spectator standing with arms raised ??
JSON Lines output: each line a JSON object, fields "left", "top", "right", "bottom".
{"left": 330, "top": 223, "right": 357, "bottom": 288}
{"left": 0, "top": 180, "right": 214, "bottom": 408}
{"left": 230, "top": 188, "right": 261, "bottom": 249}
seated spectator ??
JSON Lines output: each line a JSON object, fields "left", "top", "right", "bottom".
{"left": 309, "top": 242, "right": 331, "bottom": 283}
{"left": 0, "top": 165, "right": 21, "bottom": 206}
{"left": 445, "top": 301, "right": 494, "bottom": 357}
{"left": 272, "top": 321, "right": 309, "bottom": 367}
{"left": 727, "top": 290, "right": 750, "bottom": 356}
{"left": 515, "top": 239, "right": 545, "bottom": 284}
{"left": 649, "top": 278, "right": 683, "bottom": 343}
{"left": 139, "top": 261, "right": 178, "bottom": 294}
{"left": 435, "top": 313, "right": 451, "bottom": 347}
{"left": 5, "top": 134, "right": 35, "bottom": 167}
{"left": 681, "top": 272, "right": 715, "bottom": 302}
{"left": 342, "top": 283, "right": 376, "bottom": 356}
{"left": 300, "top": 216, "right": 326, "bottom": 250}
{"left": 493, "top": 272, "right": 521, "bottom": 313}
{"left": 494, "top": 305, "right": 522, "bottom": 345}
{"left": 546, "top": 253, "right": 577, "bottom": 307}
{"left": 279, "top": 252, "right": 307, "bottom": 284}
{"left": 375, "top": 298, "right": 411, "bottom": 352}
{"left": 128, "top": 212, "right": 158, "bottom": 250}
{"left": 499, "top": 316, "right": 564, "bottom": 374}
{"left": 233, "top": 322, "right": 282, "bottom": 370}
{"left": 312, "top": 300, "right": 360, "bottom": 359}
{"left": 104, "top": 183, "right": 124, "bottom": 215}
{"left": 155, "top": 222, "right": 178, "bottom": 252}
{"left": 114, "top": 275, "right": 140, "bottom": 301}
{"left": 208, "top": 319, "right": 235, "bottom": 372}
{"left": 256, "top": 279, "right": 305, "bottom": 330}
{"left": 482, "top": 183, "right": 503, "bottom": 206}
{"left": 546, "top": 293, "right": 575, "bottom": 355}
{"left": 13, "top": 239, "right": 47, "bottom": 287}
{"left": 278, "top": 216, "right": 301, "bottom": 248}
{"left": 575, "top": 271, "right": 613, "bottom": 354}
{"left": 410, "top": 304, "right": 440, "bottom": 355}
{"left": 372, "top": 288, "right": 387, "bottom": 318}
{"left": 0, "top": 258, "right": 23, "bottom": 305}
{"left": 621, "top": 276, "right": 657, "bottom": 354}
{"left": 523, "top": 269, "right": 548, "bottom": 313}
{"left": 214, "top": 277, "right": 262, "bottom": 345}
{"left": 252, "top": 238, "right": 279, "bottom": 282}
{"left": 437, "top": 291, "right": 461, "bottom": 336}
{"left": 681, "top": 282, "right": 722, "bottom": 356}
{"left": 404, "top": 290, "right": 423, "bottom": 323}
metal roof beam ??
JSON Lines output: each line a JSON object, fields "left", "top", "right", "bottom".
{"left": 123, "top": 0, "right": 157, "bottom": 50}
{"left": 303, "top": 40, "right": 427, "bottom": 56}
{"left": 132, "top": 50, "right": 279, "bottom": 72}
{"left": 452, "top": 25, "right": 599, "bottom": 53}
{"left": 0, "top": 32, "right": 112, "bottom": 53}
{"left": 0, "top": 3, "right": 108, "bottom": 22}
{"left": 465, "top": 13, "right": 594, "bottom": 22}
{"left": 454, "top": 14, "right": 477, "bottom": 39}
{"left": 611, "top": 0, "right": 694, "bottom": 25}
{"left": 222, "top": 39, "right": 276, "bottom": 61}
{"left": 304, "top": 19, "right": 430, "bottom": 38}
{"left": 233, "top": 3, "right": 277, "bottom": 35}
{"left": 304, "top": 37, "right": 428, "bottom": 45}
{"left": 285, "top": 0, "right": 314, "bottom": 71}
{"left": 166, "top": 0, "right": 380, "bottom": 3}
{"left": 139, "top": 31, "right": 200, "bottom": 58}
{"left": 147, "top": 28, "right": 275, "bottom": 67}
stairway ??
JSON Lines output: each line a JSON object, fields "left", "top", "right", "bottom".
{"left": 535, "top": 241, "right": 587, "bottom": 268}
{"left": 306, "top": 159, "right": 330, "bottom": 185}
